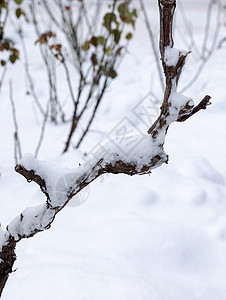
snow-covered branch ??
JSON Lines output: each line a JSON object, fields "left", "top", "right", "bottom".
{"left": 1, "top": 0, "right": 211, "bottom": 250}
{"left": 148, "top": 0, "right": 211, "bottom": 140}
{"left": 0, "top": 0, "right": 211, "bottom": 296}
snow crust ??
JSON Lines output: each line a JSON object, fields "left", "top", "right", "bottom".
{"left": 95, "top": 135, "right": 167, "bottom": 171}
{"left": 7, "top": 204, "right": 55, "bottom": 241}
{"left": 19, "top": 137, "right": 167, "bottom": 209}
{"left": 164, "top": 46, "right": 187, "bottom": 67}
{"left": 169, "top": 91, "right": 192, "bottom": 120}
{"left": 20, "top": 154, "right": 78, "bottom": 207}
{"left": 0, "top": 226, "right": 8, "bottom": 252}
{"left": 1, "top": 2, "right": 226, "bottom": 299}
{"left": 170, "top": 91, "right": 192, "bottom": 108}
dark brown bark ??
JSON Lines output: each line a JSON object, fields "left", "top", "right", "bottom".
{"left": 0, "top": 238, "right": 16, "bottom": 297}
{"left": 0, "top": 0, "right": 211, "bottom": 297}
{"left": 148, "top": 0, "right": 181, "bottom": 137}
{"left": 148, "top": 0, "right": 210, "bottom": 138}
{"left": 158, "top": 0, "right": 176, "bottom": 58}
{"left": 177, "top": 95, "right": 211, "bottom": 122}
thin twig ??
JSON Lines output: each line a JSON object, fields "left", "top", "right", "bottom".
{"left": 34, "top": 103, "right": 49, "bottom": 158}
{"left": 18, "top": 29, "right": 46, "bottom": 117}
{"left": 75, "top": 78, "right": 109, "bottom": 148}
{"left": 178, "top": 2, "right": 201, "bottom": 59}
{"left": 201, "top": 0, "right": 215, "bottom": 58}
{"left": 0, "top": 1, "right": 9, "bottom": 92}
{"left": 139, "top": 0, "right": 164, "bottom": 91}
{"left": 30, "top": 0, "right": 61, "bottom": 124}
{"left": 63, "top": 0, "right": 119, "bottom": 152}
{"left": 180, "top": 0, "right": 222, "bottom": 93}
{"left": 9, "top": 80, "right": 22, "bottom": 164}
{"left": 0, "top": 60, "right": 8, "bottom": 93}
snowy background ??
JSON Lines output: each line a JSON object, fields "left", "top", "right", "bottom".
{"left": 1, "top": 0, "right": 226, "bottom": 299}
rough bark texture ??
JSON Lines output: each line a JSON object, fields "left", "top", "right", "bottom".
{"left": 177, "top": 95, "right": 211, "bottom": 122}
{"left": 148, "top": 0, "right": 211, "bottom": 139}
{"left": 159, "top": 0, "right": 176, "bottom": 55}
{"left": 0, "top": 238, "right": 16, "bottom": 297}
{"left": 0, "top": 0, "right": 211, "bottom": 297}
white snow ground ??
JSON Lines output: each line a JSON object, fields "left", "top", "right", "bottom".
{"left": 1, "top": 1, "right": 226, "bottom": 299}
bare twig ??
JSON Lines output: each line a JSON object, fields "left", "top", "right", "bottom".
{"left": 0, "top": 1, "right": 9, "bottom": 93}
{"left": 139, "top": 0, "right": 164, "bottom": 91}
{"left": 201, "top": 0, "right": 216, "bottom": 58}
{"left": 75, "top": 78, "right": 109, "bottom": 149}
{"left": 62, "top": 0, "right": 131, "bottom": 152}
{"left": 177, "top": 2, "right": 201, "bottom": 59}
{"left": 18, "top": 29, "right": 46, "bottom": 117}
{"left": 34, "top": 103, "right": 49, "bottom": 158}
{"left": 0, "top": 60, "right": 8, "bottom": 93}
{"left": 9, "top": 80, "right": 22, "bottom": 164}
{"left": 180, "top": 0, "right": 222, "bottom": 93}
{"left": 30, "top": 0, "right": 61, "bottom": 124}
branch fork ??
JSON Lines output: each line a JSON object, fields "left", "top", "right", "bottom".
{"left": 148, "top": 1, "right": 210, "bottom": 141}
{"left": 0, "top": 0, "right": 211, "bottom": 296}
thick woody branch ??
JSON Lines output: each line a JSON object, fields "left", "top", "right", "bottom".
{"left": 1, "top": 0, "right": 211, "bottom": 256}
{"left": 148, "top": 0, "right": 211, "bottom": 139}
{"left": 3, "top": 143, "right": 167, "bottom": 243}
{"left": 159, "top": 0, "right": 176, "bottom": 59}
{"left": 0, "top": 238, "right": 16, "bottom": 297}
{"left": 0, "top": 1, "right": 211, "bottom": 297}
{"left": 15, "top": 164, "right": 50, "bottom": 202}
